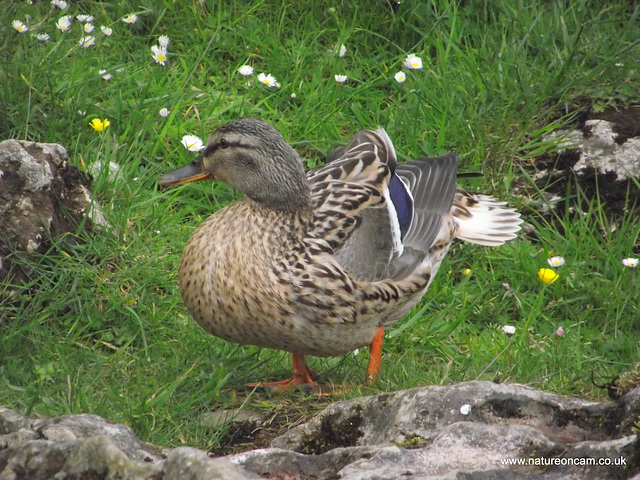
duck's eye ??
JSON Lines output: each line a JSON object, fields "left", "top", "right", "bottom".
{"left": 218, "top": 138, "right": 230, "bottom": 149}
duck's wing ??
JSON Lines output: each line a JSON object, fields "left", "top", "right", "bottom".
{"left": 306, "top": 132, "right": 390, "bottom": 255}
{"left": 387, "top": 154, "right": 458, "bottom": 280}
{"left": 306, "top": 129, "right": 397, "bottom": 281}
{"left": 309, "top": 129, "right": 459, "bottom": 282}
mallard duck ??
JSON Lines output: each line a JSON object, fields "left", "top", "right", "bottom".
{"left": 158, "top": 119, "right": 521, "bottom": 393}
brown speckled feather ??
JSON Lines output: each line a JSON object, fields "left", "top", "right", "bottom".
{"left": 163, "top": 119, "right": 522, "bottom": 359}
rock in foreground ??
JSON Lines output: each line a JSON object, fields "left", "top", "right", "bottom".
{"left": 1, "top": 382, "right": 638, "bottom": 479}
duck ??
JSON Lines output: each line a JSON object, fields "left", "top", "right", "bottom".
{"left": 158, "top": 119, "right": 522, "bottom": 393}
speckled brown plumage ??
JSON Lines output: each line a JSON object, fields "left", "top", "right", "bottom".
{"left": 158, "top": 119, "right": 522, "bottom": 390}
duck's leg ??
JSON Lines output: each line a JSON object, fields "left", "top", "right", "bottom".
{"left": 247, "top": 353, "right": 319, "bottom": 392}
{"left": 365, "top": 326, "right": 385, "bottom": 383}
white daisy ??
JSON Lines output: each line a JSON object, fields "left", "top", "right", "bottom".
{"left": 83, "top": 23, "right": 95, "bottom": 33}
{"left": 237, "top": 65, "right": 254, "bottom": 76}
{"left": 51, "top": 0, "right": 68, "bottom": 10}
{"left": 151, "top": 45, "right": 168, "bottom": 65}
{"left": 78, "top": 36, "right": 96, "bottom": 48}
{"left": 12, "top": 20, "right": 29, "bottom": 33}
{"left": 181, "top": 135, "right": 205, "bottom": 152}
{"left": 336, "top": 43, "right": 346, "bottom": 57}
{"left": 257, "top": 72, "right": 279, "bottom": 88}
{"left": 334, "top": 74, "right": 348, "bottom": 83}
{"left": 502, "top": 325, "right": 516, "bottom": 335}
{"left": 56, "top": 15, "right": 72, "bottom": 32}
{"left": 36, "top": 33, "right": 51, "bottom": 41}
{"left": 622, "top": 258, "right": 639, "bottom": 268}
{"left": 547, "top": 256, "right": 565, "bottom": 268}
{"left": 100, "top": 25, "right": 113, "bottom": 36}
{"left": 394, "top": 71, "right": 406, "bottom": 83}
{"left": 159, "top": 108, "right": 170, "bottom": 118}
{"left": 122, "top": 14, "right": 138, "bottom": 24}
{"left": 99, "top": 69, "right": 112, "bottom": 81}
{"left": 76, "top": 15, "right": 94, "bottom": 23}
{"left": 403, "top": 53, "right": 423, "bottom": 70}
{"left": 158, "top": 35, "right": 170, "bottom": 48}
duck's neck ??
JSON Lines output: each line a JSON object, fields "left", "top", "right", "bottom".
{"left": 251, "top": 184, "right": 312, "bottom": 212}
{"left": 247, "top": 195, "right": 315, "bottom": 238}
{"left": 245, "top": 160, "right": 313, "bottom": 213}
{"left": 248, "top": 192, "right": 314, "bottom": 219}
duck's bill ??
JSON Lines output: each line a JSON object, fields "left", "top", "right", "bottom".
{"left": 157, "top": 158, "right": 212, "bottom": 186}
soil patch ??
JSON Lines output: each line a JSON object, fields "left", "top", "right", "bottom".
{"left": 519, "top": 104, "right": 640, "bottom": 225}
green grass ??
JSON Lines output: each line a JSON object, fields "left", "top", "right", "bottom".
{"left": 1, "top": 0, "right": 639, "bottom": 451}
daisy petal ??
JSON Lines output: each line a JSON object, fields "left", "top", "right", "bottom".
{"left": 502, "top": 325, "right": 516, "bottom": 335}
{"left": 181, "top": 135, "right": 205, "bottom": 152}
{"left": 547, "top": 256, "right": 565, "bottom": 267}
{"left": 403, "top": 53, "right": 423, "bottom": 70}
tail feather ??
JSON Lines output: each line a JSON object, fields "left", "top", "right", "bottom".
{"left": 453, "top": 190, "right": 522, "bottom": 246}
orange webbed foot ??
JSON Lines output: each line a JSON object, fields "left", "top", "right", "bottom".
{"left": 247, "top": 353, "right": 349, "bottom": 396}
{"left": 365, "top": 325, "right": 384, "bottom": 384}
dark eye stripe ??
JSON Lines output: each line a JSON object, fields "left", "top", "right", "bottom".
{"left": 203, "top": 144, "right": 217, "bottom": 157}
{"left": 203, "top": 140, "right": 251, "bottom": 157}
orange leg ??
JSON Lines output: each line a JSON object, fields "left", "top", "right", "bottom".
{"left": 365, "top": 326, "right": 384, "bottom": 383}
{"left": 247, "top": 353, "right": 319, "bottom": 392}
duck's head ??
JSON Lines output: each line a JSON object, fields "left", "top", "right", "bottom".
{"left": 158, "top": 119, "right": 311, "bottom": 211}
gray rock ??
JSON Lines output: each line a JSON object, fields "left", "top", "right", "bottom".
{"left": 1, "top": 382, "right": 638, "bottom": 480}
{"left": 0, "top": 408, "right": 255, "bottom": 480}
{"left": 200, "top": 407, "right": 267, "bottom": 428}
{"left": 545, "top": 119, "right": 640, "bottom": 181}
{"left": 574, "top": 120, "right": 640, "bottom": 180}
{"left": 32, "top": 413, "right": 165, "bottom": 463}
{"left": 163, "top": 448, "right": 262, "bottom": 480}
{"left": 236, "top": 381, "right": 639, "bottom": 479}
{"left": 518, "top": 112, "right": 640, "bottom": 221}
{"left": 0, "top": 139, "right": 108, "bottom": 283}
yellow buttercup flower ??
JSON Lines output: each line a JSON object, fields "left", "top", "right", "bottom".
{"left": 538, "top": 268, "right": 559, "bottom": 284}
{"left": 89, "top": 118, "right": 110, "bottom": 132}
